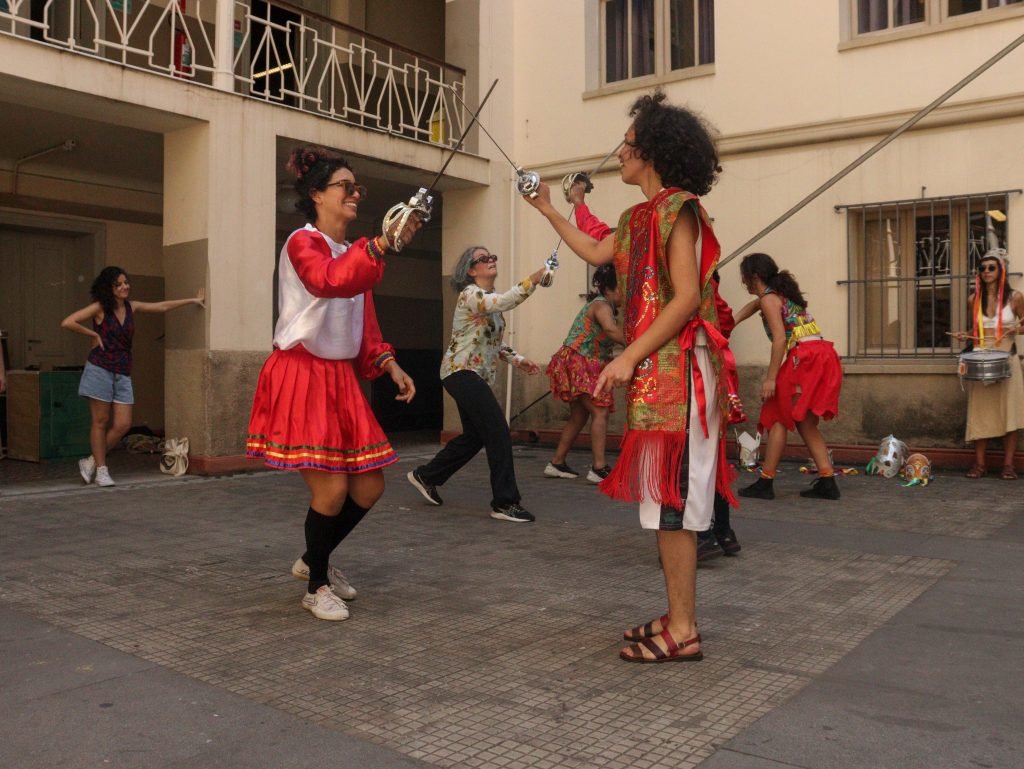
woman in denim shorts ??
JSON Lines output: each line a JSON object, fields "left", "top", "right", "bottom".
{"left": 61, "top": 266, "right": 205, "bottom": 487}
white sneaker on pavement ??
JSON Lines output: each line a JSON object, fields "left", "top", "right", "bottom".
{"left": 301, "top": 585, "right": 350, "bottom": 621}
{"left": 95, "top": 466, "right": 115, "bottom": 487}
{"left": 78, "top": 456, "right": 96, "bottom": 484}
{"left": 291, "top": 557, "right": 357, "bottom": 600}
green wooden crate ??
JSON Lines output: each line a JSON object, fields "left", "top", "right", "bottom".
{"left": 39, "top": 371, "right": 92, "bottom": 459}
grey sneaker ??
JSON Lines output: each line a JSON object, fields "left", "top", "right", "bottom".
{"left": 78, "top": 456, "right": 96, "bottom": 484}
{"left": 95, "top": 466, "right": 115, "bottom": 487}
{"left": 291, "top": 557, "right": 357, "bottom": 600}
{"left": 544, "top": 462, "right": 579, "bottom": 479}
{"left": 301, "top": 585, "right": 349, "bottom": 621}
{"left": 490, "top": 503, "right": 535, "bottom": 523}
{"left": 407, "top": 469, "right": 442, "bottom": 505}
{"left": 586, "top": 465, "right": 611, "bottom": 484}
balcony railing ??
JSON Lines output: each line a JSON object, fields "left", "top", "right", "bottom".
{"left": 0, "top": 0, "right": 469, "bottom": 149}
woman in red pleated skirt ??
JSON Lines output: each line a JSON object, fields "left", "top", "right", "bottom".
{"left": 735, "top": 253, "right": 843, "bottom": 502}
{"left": 246, "top": 145, "right": 421, "bottom": 621}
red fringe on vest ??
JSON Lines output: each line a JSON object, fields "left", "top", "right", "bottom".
{"left": 599, "top": 429, "right": 738, "bottom": 511}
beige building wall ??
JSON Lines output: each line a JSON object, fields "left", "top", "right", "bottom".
{"left": 494, "top": 0, "right": 1024, "bottom": 450}
{"left": 5, "top": 0, "right": 1024, "bottom": 462}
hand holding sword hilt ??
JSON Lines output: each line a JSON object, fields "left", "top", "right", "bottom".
{"left": 382, "top": 188, "right": 433, "bottom": 252}
{"left": 561, "top": 172, "right": 593, "bottom": 204}
{"left": 515, "top": 168, "right": 541, "bottom": 199}
{"left": 540, "top": 248, "right": 559, "bottom": 287}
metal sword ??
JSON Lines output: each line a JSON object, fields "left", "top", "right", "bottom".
{"left": 381, "top": 79, "right": 500, "bottom": 251}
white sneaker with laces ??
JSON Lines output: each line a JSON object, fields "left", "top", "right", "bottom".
{"left": 291, "top": 557, "right": 357, "bottom": 600}
{"left": 301, "top": 585, "right": 349, "bottom": 621}
{"left": 544, "top": 462, "right": 579, "bottom": 479}
{"left": 95, "top": 466, "right": 115, "bottom": 487}
{"left": 78, "top": 456, "right": 96, "bottom": 484}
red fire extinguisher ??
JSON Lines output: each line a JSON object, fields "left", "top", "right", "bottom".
{"left": 173, "top": 0, "right": 193, "bottom": 77}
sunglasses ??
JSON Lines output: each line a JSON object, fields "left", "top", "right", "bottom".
{"left": 325, "top": 180, "right": 368, "bottom": 198}
{"left": 472, "top": 254, "right": 498, "bottom": 265}
{"left": 979, "top": 263, "right": 1000, "bottom": 273}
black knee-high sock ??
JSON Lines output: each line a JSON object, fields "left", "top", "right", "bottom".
{"left": 304, "top": 507, "right": 335, "bottom": 593}
{"left": 329, "top": 497, "right": 371, "bottom": 551}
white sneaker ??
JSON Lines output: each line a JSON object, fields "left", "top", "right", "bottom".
{"left": 291, "top": 557, "right": 357, "bottom": 600}
{"left": 78, "top": 456, "right": 96, "bottom": 484}
{"left": 544, "top": 462, "right": 579, "bottom": 479}
{"left": 95, "top": 466, "right": 115, "bottom": 487}
{"left": 301, "top": 585, "right": 349, "bottom": 621}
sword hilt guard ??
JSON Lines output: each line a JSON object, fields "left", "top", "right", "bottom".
{"left": 540, "top": 247, "right": 559, "bottom": 287}
{"left": 561, "top": 172, "right": 593, "bottom": 203}
{"left": 382, "top": 187, "right": 433, "bottom": 252}
{"left": 515, "top": 168, "right": 541, "bottom": 199}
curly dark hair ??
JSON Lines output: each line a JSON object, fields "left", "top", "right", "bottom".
{"left": 286, "top": 145, "right": 352, "bottom": 222}
{"left": 587, "top": 264, "right": 618, "bottom": 301}
{"left": 628, "top": 90, "right": 721, "bottom": 196}
{"left": 90, "top": 266, "right": 127, "bottom": 315}
{"left": 740, "top": 253, "right": 807, "bottom": 310}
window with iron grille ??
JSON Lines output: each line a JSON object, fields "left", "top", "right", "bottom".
{"left": 839, "top": 191, "right": 1017, "bottom": 358}
{"left": 601, "top": 0, "right": 714, "bottom": 84}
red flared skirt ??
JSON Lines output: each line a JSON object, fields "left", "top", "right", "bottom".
{"left": 246, "top": 345, "right": 397, "bottom": 473}
{"left": 546, "top": 346, "right": 614, "bottom": 409}
{"left": 758, "top": 340, "right": 842, "bottom": 432}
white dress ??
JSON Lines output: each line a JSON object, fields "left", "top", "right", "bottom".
{"left": 965, "top": 302, "right": 1024, "bottom": 441}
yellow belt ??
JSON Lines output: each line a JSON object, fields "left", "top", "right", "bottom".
{"left": 788, "top": 321, "right": 822, "bottom": 350}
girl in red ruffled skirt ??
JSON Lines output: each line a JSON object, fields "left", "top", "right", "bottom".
{"left": 544, "top": 264, "right": 624, "bottom": 482}
{"left": 735, "top": 253, "right": 842, "bottom": 501}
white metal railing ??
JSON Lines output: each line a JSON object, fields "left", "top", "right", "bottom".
{"left": 0, "top": 0, "right": 469, "bottom": 149}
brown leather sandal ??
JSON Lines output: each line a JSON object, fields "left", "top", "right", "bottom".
{"left": 620, "top": 628, "right": 703, "bottom": 663}
{"left": 965, "top": 464, "right": 986, "bottom": 479}
{"left": 1001, "top": 466, "right": 1018, "bottom": 480}
{"left": 623, "top": 614, "right": 669, "bottom": 642}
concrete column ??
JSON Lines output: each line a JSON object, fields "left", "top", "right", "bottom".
{"left": 162, "top": 110, "right": 279, "bottom": 468}
{"left": 162, "top": 124, "right": 212, "bottom": 456}
{"left": 213, "top": 0, "right": 236, "bottom": 92}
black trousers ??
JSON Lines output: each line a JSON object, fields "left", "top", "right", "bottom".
{"left": 418, "top": 370, "right": 521, "bottom": 509}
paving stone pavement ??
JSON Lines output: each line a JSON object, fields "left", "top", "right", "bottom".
{"left": 1, "top": 438, "right": 1021, "bottom": 769}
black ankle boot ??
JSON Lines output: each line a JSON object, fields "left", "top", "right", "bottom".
{"left": 716, "top": 528, "right": 742, "bottom": 556}
{"left": 739, "top": 476, "right": 775, "bottom": 500}
{"left": 800, "top": 475, "right": 840, "bottom": 500}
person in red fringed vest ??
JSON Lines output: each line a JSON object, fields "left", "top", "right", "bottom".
{"left": 567, "top": 180, "right": 744, "bottom": 560}
{"left": 524, "top": 91, "right": 735, "bottom": 663}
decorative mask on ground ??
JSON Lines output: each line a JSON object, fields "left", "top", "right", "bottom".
{"left": 866, "top": 435, "right": 908, "bottom": 478}
{"left": 902, "top": 453, "right": 931, "bottom": 486}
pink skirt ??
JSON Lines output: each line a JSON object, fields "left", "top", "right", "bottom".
{"left": 546, "top": 346, "right": 614, "bottom": 409}
{"left": 246, "top": 345, "right": 397, "bottom": 473}
{"left": 758, "top": 340, "right": 842, "bottom": 432}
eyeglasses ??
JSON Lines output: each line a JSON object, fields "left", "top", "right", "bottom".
{"left": 325, "top": 180, "right": 367, "bottom": 199}
{"left": 980, "top": 264, "right": 1000, "bottom": 273}
{"left": 471, "top": 254, "right": 498, "bottom": 265}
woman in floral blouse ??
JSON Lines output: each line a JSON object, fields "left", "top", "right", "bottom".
{"left": 408, "top": 245, "right": 548, "bottom": 522}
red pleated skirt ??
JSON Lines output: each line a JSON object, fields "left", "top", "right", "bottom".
{"left": 246, "top": 345, "right": 397, "bottom": 473}
{"left": 758, "top": 340, "right": 842, "bottom": 432}
{"left": 546, "top": 346, "right": 614, "bottom": 409}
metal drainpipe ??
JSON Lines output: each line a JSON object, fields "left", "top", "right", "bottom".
{"left": 505, "top": 166, "right": 516, "bottom": 423}
{"left": 12, "top": 140, "right": 77, "bottom": 195}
